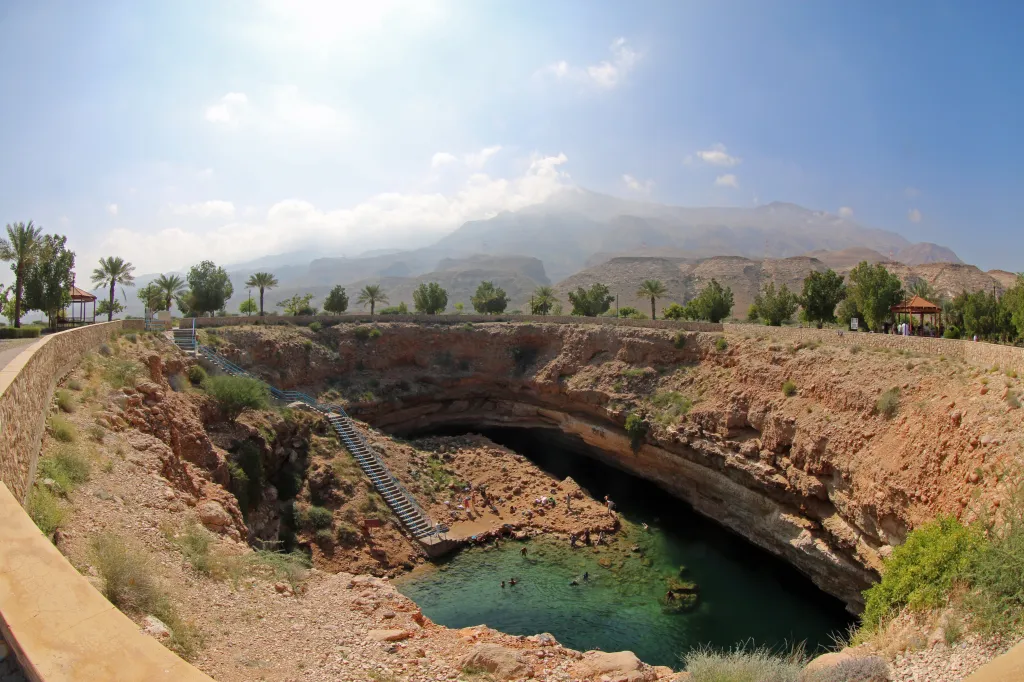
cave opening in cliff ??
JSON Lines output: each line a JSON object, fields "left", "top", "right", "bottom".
{"left": 394, "top": 424, "right": 854, "bottom": 668}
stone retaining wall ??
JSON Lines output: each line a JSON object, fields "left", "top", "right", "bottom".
{"left": 725, "top": 323, "right": 1024, "bottom": 375}
{"left": 184, "top": 313, "right": 723, "bottom": 333}
{"left": 0, "top": 321, "right": 123, "bottom": 504}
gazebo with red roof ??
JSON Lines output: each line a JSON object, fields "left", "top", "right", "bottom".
{"left": 68, "top": 285, "right": 97, "bottom": 324}
{"left": 890, "top": 295, "right": 942, "bottom": 334}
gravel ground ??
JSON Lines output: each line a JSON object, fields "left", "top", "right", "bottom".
{"left": 890, "top": 633, "right": 1016, "bottom": 682}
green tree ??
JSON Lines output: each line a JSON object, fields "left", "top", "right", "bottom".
{"left": 380, "top": 302, "right": 409, "bottom": 315}
{"left": 952, "top": 290, "right": 1010, "bottom": 340}
{"left": 187, "top": 261, "right": 234, "bottom": 316}
{"left": 662, "top": 302, "right": 686, "bottom": 320}
{"left": 245, "top": 272, "right": 278, "bottom": 316}
{"left": 753, "top": 282, "right": 800, "bottom": 326}
{"left": 357, "top": 284, "right": 388, "bottom": 315}
{"left": 174, "top": 290, "right": 198, "bottom": 318}
{"left": 568, "top": 283, "right": 614, "bottom": 317}
{"left": 97, "top": 299, "right": 125, "bottom": 318}
{"left": 238, "top": 298, "right": 258, "bottom": 316}
{"left": 683, "top": 279, "right": 734, "bottom": 322}
{"left": 276, "top": 293, "right": 315, "bottom": 316}
{"left": 800, "top": 269, "right": 846, "bottom": 328}
{"left": 0, "top": 221, "right": 45, "bottom": 327}
{"left": 454, "top": 302, "right": 464, "bottom": 313}
{"left": 846, "top": 261, "right": 904, "bottom": 332}
{"left": 91, "top": 256, "right": 136, "bottom": 322}
{"left": 24, "top": 234, "right": 75, "bottom": 331}
{"left": 471, "top": 281, "right": 509, "bottom": 314}
{"left": 617, "top": 306, "right": 646, "bottom": 319}
{"left": 413, "top": 282, "right": 448, "bottom": 314}
{"left": 746, "top": 304, "right": 759, "bottom": 322}
{"left": 530, "top": 286, "right": 557, "bottom": 316}
{"left": 137, "top": 283, "right": 166, "bottom": 312}
{"left": 907, "top": 278, "right": 938, "bottom": 302}
{"left": 1002, "top": 275, "right": 1024, "bottom": 340}
{"left": 636, "top": 279, "right": 667, "bottom": 320}
{"left": 153, "top": 273, "right": 186, "bottom": 312}
{"left": 323, "top": 285, "right": 349, "bottom": 314}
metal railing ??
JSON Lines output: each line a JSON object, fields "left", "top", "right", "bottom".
{"left": 194, "top": 344, "right": 437, "bottom": 538}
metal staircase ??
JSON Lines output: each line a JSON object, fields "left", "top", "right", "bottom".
{"left": 193, "top": 343, "right": 437, "bottom": 540}
{"left": 172, "top": 320, "right": 197, "bottom": 353}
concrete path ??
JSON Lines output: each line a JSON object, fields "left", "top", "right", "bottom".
{"left": 964, "top": 640, "right": 1024, "bottom": 681}
{"left": 0, "top": 339, "right": 38, "bottom": 373}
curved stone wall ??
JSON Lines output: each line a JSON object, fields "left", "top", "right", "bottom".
{"left": 0, "top": 322, "right": 214, "bottom": 681}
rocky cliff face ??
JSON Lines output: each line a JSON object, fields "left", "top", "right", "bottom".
{"left": 212, "top": 322, "right": 1019, "bottom": 611}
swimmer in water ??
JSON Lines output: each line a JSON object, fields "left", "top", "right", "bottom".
{"left": 510, "top": 578, "right": 518, "bottom": 586}
{"left": 583, "top": 572, "right": 589, "bottom": 581}
{"left": 569, "top": 579, "right": 579, "bottom": 586}
{"left": 501, "top": 580, "right": 506, "bottom": 588}
{"left": 521, "top": 546, "right": 527, "bottom": 557}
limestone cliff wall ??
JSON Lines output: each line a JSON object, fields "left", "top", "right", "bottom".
{"left": 0, "top": 321, "right": 123, "bottom": 503}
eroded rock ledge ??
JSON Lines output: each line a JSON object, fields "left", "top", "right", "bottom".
{"left": 212, "top": 321, "right": 1018, "bottom": 611}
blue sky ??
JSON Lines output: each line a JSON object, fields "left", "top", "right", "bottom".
{"left": 1, "top": 0, "right": 1022, "bottom": 275}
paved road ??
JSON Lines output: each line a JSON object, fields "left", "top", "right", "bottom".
{"left": 0, "top": 338, "right": 39, "bottom": 373}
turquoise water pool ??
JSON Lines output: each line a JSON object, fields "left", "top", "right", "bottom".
{"left": 394, "top": 428, "right": 853, "bottom": 670}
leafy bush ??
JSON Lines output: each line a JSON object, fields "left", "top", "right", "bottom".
{"left": 875, "top": 388, "right": 900, "bottom": 418}
{"left": 187, "top": 365, "right": 207, "bottom": 385}
{"left": 624, "top": 412, "right": 647, "bottom": 451}
{"left": 47, "top": 415, "right": 76, "bottom": 443}
{"left": 203, "top": 375, "right": 269, "bottom": 421}
{"left": 308, "top": 321, "right": 322, "bottom": 333}
{"left": 336, "top": 521, "right": 363, "bottom": 544}
{"left": 683, "top": 643, "right": 807, "bottom": 682}
{"left": 944, "top": 326, "right": 961, "bottom": 339}
{"left": 28, "top": 485, "right": 66, "bottom": 536}
{"left": 315, "top": 528, "right": 335, "bottom": 544}
{"left": 0, "top": 326, "right": 41, "bottom": 338}
{"left": 968, "top": 482, "right": 1024, "bottom": 633}
{"left": 55, "top": 388, "right": 76, "bottom": 413}
{"left": 353, "top": 326, "right": 371, "bottom": 341}
{"left": 673, "top": 331, "right": 688, "bottom": 349}
{"left": 369, "top": 327, "right": 382, "bottom": 340}
{"left": 125, "top": 333, "right": 138, "bottom": 343}
{"left": 103, "top": 358, "right": 140, "bottom": 388}
{"left": 782, "top": 380, "right": 797, "bottom": 397}
{"left": 98, "top": 343, "right": 113, "bottom": 356}
{"left": 862, "top": 515, "right": 982, "bottom": 629}
{"left": 715, "top": 337, "right": 728, "bottom": 352}
{"left": 299, "top": 505, "right": 334, "bottom": 530}
{"left": 38, "top": 445, "right": 91, "bottom": 492}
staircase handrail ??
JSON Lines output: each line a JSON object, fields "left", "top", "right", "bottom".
{"left": 194, "top": 344, "right": 436, "bottom": 537}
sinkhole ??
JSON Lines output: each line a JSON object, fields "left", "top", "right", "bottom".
{"left": 393, "top": 425, "right": 854, "bottom": 669}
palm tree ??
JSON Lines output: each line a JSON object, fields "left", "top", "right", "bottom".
{"left": 357, "top": 284, "right": 388, "bottom": 315}
{"left": 636, "top": 279, "right": 667, "bottom": 320}
{"left": 246, "top": 272, "right": 278, "bottom": 315}
{"left": 153, "top": 273, "right": 186, "bottom": 312}
{"left": 0, "top": 221, "right": 44, "bottom": 327}
{"left": 532, "top": 285, "right": 557, "bottom": 315}
{"left": 91, "top": 257, "right": 136, "bottom": 321}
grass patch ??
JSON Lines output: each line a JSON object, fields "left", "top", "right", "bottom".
{"left": 248, "top": 549, "right": 311, "bottom": 589}
{"left": 875, "top": 387, "right": 901, "bottom": 418}
{"left": 621, "top": 367, "right": 648, "bottom": 379}
{"left": 649, "top": 391, "right": 693, "bottom": 427}
{"left": 67, "top": 378, "right": 83, "bottom": 391}
{"left": 38, "top": 444, "right": 91, "bottom": 492}
{"left": 850, "top": 345, "right": 861, "bottom": 354}
{"left": 47, "top": 414, "right": 77, "bottom": 443}
{"left": 103, "top": 358, "right": 141, "bottom": 388}
{"left": 682, "top": 643, "right": 807, "bottom": 682}
{"left": 714, "top": 336, "right": 728, "bottom": 352}
{"left": 781, "top": 380, "right": 797, "bottom": 397}
{"left": 55, "top": 388, "right": 76, "bottom": 413}
{"left": 28, "top": 485, "right": 66, "bottom": 536}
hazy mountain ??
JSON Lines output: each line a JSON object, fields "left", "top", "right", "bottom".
{"left": 895, "top": 243, "right": 963, "bottom": 266}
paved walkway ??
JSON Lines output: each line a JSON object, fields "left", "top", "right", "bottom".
{"left": 0, "top": 338, "right": 38, "bottom": 372}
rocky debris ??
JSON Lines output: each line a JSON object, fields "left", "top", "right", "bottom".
{"left": 459, "top": 643, "right": 531, "bottom": 680}
{"left": 140, "top": 615, "right": 171, "bottom": 642}
{"left": 576, "top": 650, "right": 656, "bottom": 682}
{"left": 367, "top": 629, "right": 412, "bottom": 642}
{"left": 197, "top": 500, "right": 232, "bottom": 531}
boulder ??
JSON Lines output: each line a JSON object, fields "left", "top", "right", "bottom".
{"left": 580, "top": 650, "right": 654, "bottom": 681}
{"left": 367, "top": 629, "right": 411, "bottom": 642}
{"left": 197, "top": 500, "right": 232, "bottom": 530}
{"left": 141, "top": 615, "right": 170, "bottom": 641}
{"left": 459, "top": 643, "right": 531, "bottom": 681}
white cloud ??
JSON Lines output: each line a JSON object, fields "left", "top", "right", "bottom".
{"left": 86, "top": 152, "right": 572, "bottom": 273}
{"left": 431, "top": 152, "right": 457, "bottom": 168}
{"left": 688, "top": 143, "right": 741, "bottom": 167}
{"left": 908, "top": 208, "right": 922, "bottom": 223}
{"left": 838, "top": 206, "right": 854, "bottom": 218}
{"left": 622, "top": 174, "right": 653, "bottom": 194}
{"left": 170, "top": 200, "right": 236, "bottom": 219}
{"left": 203, "top": 88, "right": 348, "bottom": 136}
{"left": 464, "top": 145, "right": 502, "bottom": 169}
{"left": 905, "top": 186, "right": 920, "bottom": 199}
{"left": 205, "top": 92, "right": 248, "bottom": 124}
{"left": 541, "top": 37, "right": 641, "bottom": 90}
{"left": 106, "top": 203, "right": 119, "bottom": 216}
{"left": 714, "top": 174, "right": 739, "bottom": 188}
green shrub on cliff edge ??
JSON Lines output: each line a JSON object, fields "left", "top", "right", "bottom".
{"left": 624, "top": 412, "right": 647, "bottom": 451}
{"left": 861, "top": 515, "right": 982, "bottom": 629}
{"left": 203, "top": 375, "right": 269, "bottom": 422}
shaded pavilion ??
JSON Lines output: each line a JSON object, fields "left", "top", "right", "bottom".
{"left": 67, "top": 286, "right": 97, "bottom": 324}
{"left": 890, "top": 295, "right": 941, "bottom": 334}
